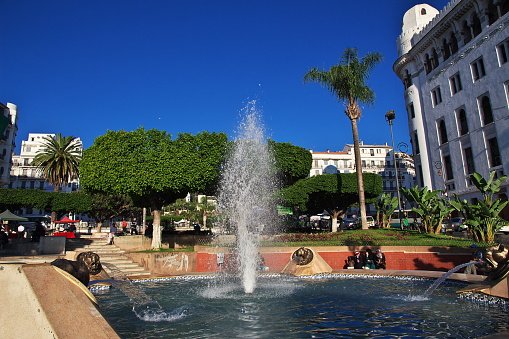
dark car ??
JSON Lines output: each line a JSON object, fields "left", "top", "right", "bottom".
{"left": 342, "top": 218, "right": 358, "bottom": 230}
{"left": 450, "top": 217, "right": 467, "bottom": 231}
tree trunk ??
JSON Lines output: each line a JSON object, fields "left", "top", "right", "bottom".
{"left": 331, "top": 210, "right": 341, "bottom": 232}
{"left": 151, "top": 209, "right": 162, "bottom": 249}
{"left": 350, "top": 118, "right": 368, "bottom": 229}
{"left": 51, "top": 184, "right": 60, "bottom": 223}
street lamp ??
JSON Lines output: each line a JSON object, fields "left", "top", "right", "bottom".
{"left": 385, "top": 110, "right": 403, "bottom": 228}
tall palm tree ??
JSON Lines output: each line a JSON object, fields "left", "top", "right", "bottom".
{"left": 304, "top": 47, "right": 383, "bottom": 229}
{"left": 32, "top": 133, "right": 82, "bottom": 192}
{"left": 31, "top": 133, "right": 82, "bottom": 220}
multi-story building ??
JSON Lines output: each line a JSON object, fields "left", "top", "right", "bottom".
{"left": 10, "top": 133, "right": 82, "bottom": 192}
{"left": 0, "top": 102, "right": 19, "bottom": 187}
{"left": 394, "top": 0, "right": 509, "bottom": 219}
{"left": 309, "top": 142, "right": 416, "bottom": 212}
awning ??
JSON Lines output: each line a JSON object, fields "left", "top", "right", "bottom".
{"left": 0, "top": 209, "right": 28, "bottom": 222}
{"left": 54, "top": 216, "right": 80, "bottom": 223}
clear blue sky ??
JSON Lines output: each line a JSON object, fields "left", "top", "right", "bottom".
{"left": 1, "top": 0, "right": 448, "bottom": 153}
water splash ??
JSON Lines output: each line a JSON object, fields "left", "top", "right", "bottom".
{"left": 420, "top": 261, "right": 484, "bottom": 299}
{"left": 217, "top": 100, "right": 277, "bottom": 294}
{"left": 101, "top": 262, "right": 189, "bottom": 322}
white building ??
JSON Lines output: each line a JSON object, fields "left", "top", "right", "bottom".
{"left": 394, "top": 0, "right": 509, "bottom": 219}
{"left": 10, "top": 133, "right": 82, "bottom": 192}
{"left": 0, "top": 102, "right": 18, "bottom": 187}
{"left": 309, "top": 142, "right": 416, "bottom": 212}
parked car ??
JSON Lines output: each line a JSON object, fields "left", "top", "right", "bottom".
{"left": 497, "top": 220, "right": 509, "bottom": 235}
{"left": 441, "top": 219, "right": 453, "bottom": 234}
{"left": 450, "top": 217, "right": 467, "bottom": 231}
{"left": 342, "top": 218, "right": 358, "bottom": 230}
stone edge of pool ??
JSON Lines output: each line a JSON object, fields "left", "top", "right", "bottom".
{"left": 0, "top": 262, "right": 504, "bottom": 339}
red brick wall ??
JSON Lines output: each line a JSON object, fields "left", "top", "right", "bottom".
{"left": 195, "top": 249, "right": 472, "bottom": 273}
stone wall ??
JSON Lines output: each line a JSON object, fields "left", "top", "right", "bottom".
{"left": 123, "top": 244, "right": 475, "bottom": 275}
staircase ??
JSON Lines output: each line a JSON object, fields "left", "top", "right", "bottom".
{"left": 66, "top": 236, "right": 152, "bottom": 278}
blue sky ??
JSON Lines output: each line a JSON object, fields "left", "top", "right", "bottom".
{"left": 1, "top": 0, "right": 448, "bottom": 153}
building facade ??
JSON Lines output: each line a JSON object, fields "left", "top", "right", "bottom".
{"left": 0, "top": 102, "right": 18, "bottom": 187}
{"left": 10, "top": 133, "right": 83, "bottom": 192}
{"left": 309, "top": 142, "right": 416, "bottom": 212}
{"left": 394, "top": 0, "right": 509, "bottom": 216}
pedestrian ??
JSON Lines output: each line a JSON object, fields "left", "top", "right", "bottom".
{"left": 375, "top": 248, "right": 386, "bottom": 269}
{"left": 465, "top": 250, "right": 484, "bottom": 275}
{"left": 108, "top": 224, "right": 117, "bottom": 245}
{"left": 364, "top": 248, "right": 376, "bottom": 269}
{"left": 0, "top": 228, "right": 9, "bottom": 249}
{"left": 17, "top": 224, "right": 25, "bottom": 239}
{"left": 353, "top": 251, "right": 364, "bottom": 269}
{"left": 121, "top": 220, "right": 128, "bottom": 234}
{"left": 32, "top": 221, "right": 46, "bottom": 242}
{"left": 130, "top": 218, "right": 138, "bottom": 235}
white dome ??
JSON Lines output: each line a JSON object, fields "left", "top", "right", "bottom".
{"left": 402, "top": 4, "right": 439, "bottom": 34}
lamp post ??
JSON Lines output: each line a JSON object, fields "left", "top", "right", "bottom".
{"left": 385, "top": 110, "right": 403, "bottom": 228}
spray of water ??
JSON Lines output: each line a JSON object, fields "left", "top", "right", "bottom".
{"left": 217, "top": 100, "right": 277, "bottom": 293}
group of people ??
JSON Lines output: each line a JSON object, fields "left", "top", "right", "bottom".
{"left": 108, "top": 219, "right": 139, "bottom": 245}
{"left": 351, "top": 248, "right": 386, "bottom": 269}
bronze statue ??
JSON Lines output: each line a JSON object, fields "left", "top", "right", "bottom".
{"left": 484, "top": 244, "right": 509, "bottom": 283}
{"left": 292, "top": 247, "right": 314, "bottom": 266}
{"left": 51, "top": 252, "right": 102, "bottom": 286}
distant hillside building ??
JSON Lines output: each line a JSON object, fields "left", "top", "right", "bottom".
{"left": 10, "top": 133, "right": 82, "bottom": 192}
{"left": 393, "top": 0, "right": 509, "bottom": 217}
{"left": 0, "top": 102, "right": 18, "bottom": 187}
{"left": 309, "top": 143, "right": 416, "bottom": 212}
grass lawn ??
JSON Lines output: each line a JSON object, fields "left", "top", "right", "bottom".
{"left": 260, "top": 229, "right": 492, "bottom": 248}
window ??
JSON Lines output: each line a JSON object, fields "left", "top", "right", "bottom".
{"left": 421, "top": 8, "right": 427, "bottom": 15}
{"left": 458, "top": 109, "right": 469, "bottom": 135}
{"left": 449, "top": 73, "right": 462, "bottom": 95}
{"left": 464, "top": 147, "right": 475, "bottom": 174}
{"left": 472, "top": 14, "right": 482, "bottom": 37}
{"left": 497, "top": 39, "right": 509, "bottom": 65}
{"left": 439, "top": 120, "right": 448, "bottom": 144}
{"left": 404, "top": 69, "right": 412, "bottom": 89}
{"left": 362, "top": 160, "right": 366, "bottom": 167}
{"left": 407, "top": 103, "right": 415, "bottom": 119}
{"left": 431, "top": 86, "right": 442, "bottom": 106}
{"left": 444, "top": 155, "right": 454, "bottom": 180}
{"left": 370, "top": 149, "right": 374, "bottom": 156}
{"left": 480, "top": 95, "right": 494, "bottom": 125}
{"left": 413, "top": 132, "right": 420, "bottom": 155}
{"left": 488, "top": 137, "right": 502, "bottom": 167}
{"left": 471, "top": 58, "right": 486, "bottom": 81}
{"left": 463, "top": 21, "right": 472, "bottom": 44}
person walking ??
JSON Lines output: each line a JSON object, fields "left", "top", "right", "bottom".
{"left": 108, "top": 224, "right": 117, "bottom": 245}
{"left": 130, "top": 218, "right": 138, "bottom": 235}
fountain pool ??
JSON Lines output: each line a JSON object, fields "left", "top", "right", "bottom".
{"left": 93, "top": 274, "right": 509, "bottom": 338}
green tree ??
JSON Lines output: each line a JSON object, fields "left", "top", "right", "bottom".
{"left": 87, "top": 193, "right": 138, "bottom": 232}
{"left": 80, "top": 127, "right": 227, "bottom": 248}
{"left": 400, "top": 186, "right": 453, "bottom": 234}
{"left": 450, "top": 171, "right": 508, "bottom": 242}
{"left": 30, "top": 133, "right": 82, "bottom": 222}
{"left": 280, "top": 173, "right": 382, "bottom": 232}
{"left": 304, "top": 48, "right": 383, "bottom": 229}
{"left": 31, "top": 133, "right": 82, "bottom": 192}
{"left": 375, "top": 193, "right": 398, "bottom": 228}
{"left": 269, "top": 140, "right": 313, "bottom": 188}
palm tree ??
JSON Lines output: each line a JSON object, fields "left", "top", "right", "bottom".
{"left": 31, "top": 133, "right": 82, "bottom": 220}
{"left": 304, "top": 47, "right": 383, "bottom": 229}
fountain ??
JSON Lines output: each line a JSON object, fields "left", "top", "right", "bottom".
{"left": 90, "top": 104, "right": 509, "bottom": 337}
{"left": 216, "top": 100, "right": 277, "bottom": 293}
